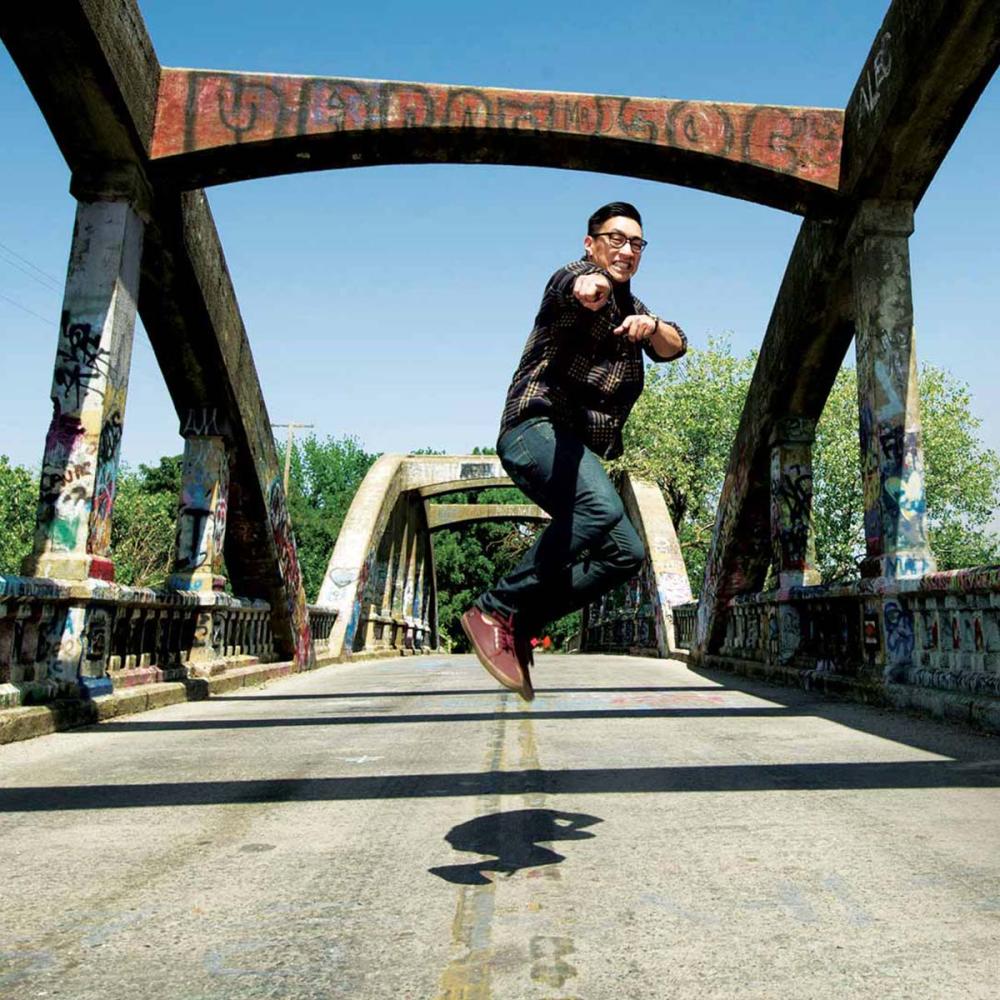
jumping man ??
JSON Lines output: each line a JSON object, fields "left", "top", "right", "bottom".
{"left": 461, "top": 202, "right": 687, "bottom": 699}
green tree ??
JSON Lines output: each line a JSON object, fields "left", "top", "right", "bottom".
{"left": 814, "top": 365, "right": 1000, "bottom": 580}
{"left": 611, "top": 336, "right": 757, "bottom": 592}
{"left": 614, "top": 339, "right": 1000, "bottom": 592}
{"left": 286, "top": 434, "right": 380, "bottom": 600}
{"left": 0, "top": 456, "right": 37, "bottom": 575}
{"left": 111, "top": 458, "right": 182, "bottom": 587}
{"left": 430, "top": 484, "right": 534, "bottom": 650}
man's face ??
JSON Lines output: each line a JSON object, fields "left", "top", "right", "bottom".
{"left": 583, "top": 215, "right": 644, "bottom": 284}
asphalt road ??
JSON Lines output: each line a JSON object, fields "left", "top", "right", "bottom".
{"left": 2, "top": 653, "right": 999, "bottom": 999}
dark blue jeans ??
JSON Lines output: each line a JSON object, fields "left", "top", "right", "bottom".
{"left": 478, "top": 416, "right": 645, "bottom": 632}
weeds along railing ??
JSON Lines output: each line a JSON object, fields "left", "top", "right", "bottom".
{"left": 0, "top": 575, "right": 338, "bottom": 708}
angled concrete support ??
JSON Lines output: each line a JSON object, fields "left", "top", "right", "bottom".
{"left": 769, "top": 416, "right": 821, "bottom": 589}
{"left": 848, "top": 201, "right": 935, "bottom": 579}
{"left": 24, "top": 189, "right": 145, "bottom": 588}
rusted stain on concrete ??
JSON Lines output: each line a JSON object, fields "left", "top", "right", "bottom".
{"left": 151, "top": 69, "right": 843, "bottom": 211}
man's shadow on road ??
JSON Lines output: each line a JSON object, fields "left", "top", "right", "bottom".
{"left": 429, "top": 808, "right": 603, "bottom": 885}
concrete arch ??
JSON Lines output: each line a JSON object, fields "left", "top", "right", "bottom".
{"left": 150, "top": 69, "right": 843, "bottom": 216}
{"left": 318, "top": 454, "right": 512, "bottom": 658}
{"left": 426, "top": 504, "right": 549, "bottom": 532}
{"left": 578, "top": 473, "right": 693, "bottom": 658}
{"left": 318, "top": 455, "right": 690, "bottom": 660}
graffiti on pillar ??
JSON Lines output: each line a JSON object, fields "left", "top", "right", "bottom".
{"left": 323, "top": 554, "right": 374, "bottom": 653}
{"left": 771, "top": 461, "right": 813, "bottom": 570}
{"left": 37, "top": 402, "right": 93, "bottom": 552}
{"left": 767, "top": 604, "right": 801, "bottom": 665}
{"left": 45, "top": 605, "right": 87, "bottom": 684}
{"left": 211, "top": 489, "right": 229, "bottom": 575}
{"left": 173, "top": 438, "right": 230, "bottom": 580}
{"left": 153, "top": 69, "right": 843, "bottom": 190}
{"left": 54, "top": 319, "right": 110, "bottom": 409}
{"left": 88, "top": 407, "right": 124, "bottom": 555}
{"left": 268, "top": 478, "right": 312, "bottom": 666}
{"left": 878, "top": 425, "right": 928, "bottom": 551}
{"left": 83, "top": 607, "right": 110, "bottom": 663}
{"left": 182, "top": 407, "right": 221, "bottom": 437}
{"left": 855, "top": 400, "right": 878, "bottom": 554}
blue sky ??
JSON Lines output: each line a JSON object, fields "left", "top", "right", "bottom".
{"left": 0, "top": 1, "right": 997, "bottom": 476}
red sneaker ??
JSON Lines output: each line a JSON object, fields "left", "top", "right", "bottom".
{"left": 461, "top": 606, "right": 534, "bottom": 702}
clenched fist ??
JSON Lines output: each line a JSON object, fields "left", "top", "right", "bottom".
{"left": 573, "top": 273, "right": 612, "bottom": 311}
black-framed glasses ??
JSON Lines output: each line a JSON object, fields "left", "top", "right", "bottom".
{"left": 594, "top": 230, "right": 648, "bottom": 253}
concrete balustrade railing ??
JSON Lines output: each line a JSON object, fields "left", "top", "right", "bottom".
{"left": 362, "top": 610, "right": 433, "bottom": 656}
{"left": 578, "top": 473, "right": 693, "bottom": 658}
{"left": 0, "top": 575, "right": 339, "bottom": 709}
{"left": 672, "top": 603, "right": 698, "bottom": 651}
{"left": 675, "top": 567, "right": 1000, "bottom": 706}
{"left": 583, "top": 575, "right": 659, "bottom": 656}
{"left": 306, "top": 606, "right": 338, "bottom": 653}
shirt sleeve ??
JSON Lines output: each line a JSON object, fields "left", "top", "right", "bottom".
{"left": 643, "top": 321, "right": 687, "bottom": 362}
{"left": 632, "top": 294, "right": 687, "bottom": 362}
{"left": 546, "top": 261, "right": 608, "bottom": 304}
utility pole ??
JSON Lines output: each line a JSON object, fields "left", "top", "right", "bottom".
{"left": 272, "top": 422, "right": 315, "bottom": 495}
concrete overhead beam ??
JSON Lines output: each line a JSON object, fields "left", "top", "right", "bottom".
{"left": 149, "top": 69, "right": 844, "bottom": 217}
{"left": 696, "top": 0, "right": 1000, "bottom": 650}
{"left": 425, "top": 504, "right": 549, "bottom": 532}
{"left": 417, "top": 477, "right": 514, "bottom": 499}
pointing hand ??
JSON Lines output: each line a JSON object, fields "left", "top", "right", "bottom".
{"left": 573, "top": 273, "right": 612, "bottom": 311}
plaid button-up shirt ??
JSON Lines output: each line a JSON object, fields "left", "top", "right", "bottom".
{"left": 499, "top": 259, "right": 687, "bottom": 459}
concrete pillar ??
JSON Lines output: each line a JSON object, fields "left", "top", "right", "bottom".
{"left": 167, "top": 417, "right": 231, "bottom": 595}
{"left": 392, "top": 508, "right": 412, "bottom": 649}
{"left": 769, "top": 416, "right": 821, "bottom": 589}
{"left": 848, "top": 201, "right": 936, "bottom": 580}
{"left": 23, "top": 175, "right": 147, "bottom": 582}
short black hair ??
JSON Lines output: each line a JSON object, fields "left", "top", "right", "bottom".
{"left": 587, "top": 202, "right": 642, "bottom": 236}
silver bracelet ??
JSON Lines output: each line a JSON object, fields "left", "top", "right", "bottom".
{"left": 646, "top": 313, "right": 659, "bottom": 340}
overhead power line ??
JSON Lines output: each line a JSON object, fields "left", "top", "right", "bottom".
{"left": 0, "top": 238, "right": 62, "bottom": 288}
{"left": 0, "top": 248, "right": 63, "bottom": 293}
{"left": 0, "top": 290, "right": 53, "bottom": 326}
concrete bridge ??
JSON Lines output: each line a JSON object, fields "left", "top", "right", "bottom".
{"left": 2, "top": 3, "right": 1000, "bottom": 996}
{"left": 0, "top": 0, "right": 999, "bottom": 732}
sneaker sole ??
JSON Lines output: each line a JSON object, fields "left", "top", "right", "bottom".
{"left": 461, "top": 613, "right": 532, "bottom": 700}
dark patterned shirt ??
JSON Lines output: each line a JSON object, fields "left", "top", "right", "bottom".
{"left": 499, "top": 259, "right": 687, "bottom": 459}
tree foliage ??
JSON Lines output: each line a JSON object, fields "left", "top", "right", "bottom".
{"left": 614, "top": 338, "right": 1000, "bottom": 591}
{"left": 110, "top": 457, "right": 182, "bottom": 587}
{"left": 611, "top": 336, "right": 757, "bottom": 592}
{"left": 0, "top": 456, "right": 37, "bottom": 575}
{"left": 285, "top": 434, "right": 380, "bottom": 600}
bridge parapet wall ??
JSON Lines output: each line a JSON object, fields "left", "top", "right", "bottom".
{"left": 579, "top": 474, "right": 692, "bottom": 658}
{"left": 0, "top": 575, "right": 338, "bottom": 710}
{"left": 676, "top": 568, "right": 1000, "bottom": 720}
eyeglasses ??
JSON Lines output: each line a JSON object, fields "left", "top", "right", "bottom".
{"left": 594, "top": 230, "right": 648, "bottom": 253}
